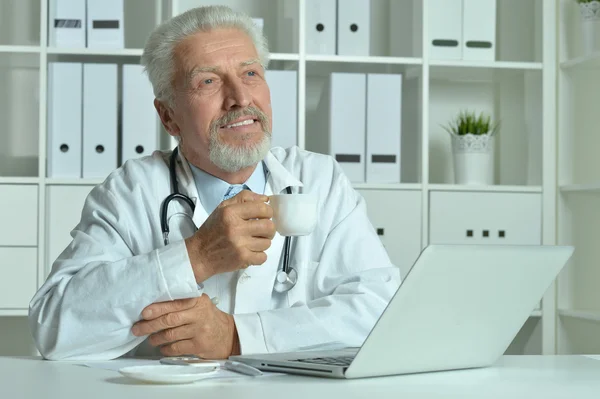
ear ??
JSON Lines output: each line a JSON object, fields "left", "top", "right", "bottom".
{"left": 154, "top": 99, "right": 181, "bottom": 138}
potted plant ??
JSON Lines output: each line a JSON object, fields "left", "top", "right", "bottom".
{"left": 443, "top": 111, "right": 500, "bottom": 185}
{"left": 577, "top": 0, "right": 600, "bottom": 55}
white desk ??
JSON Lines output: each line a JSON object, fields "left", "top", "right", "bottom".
{"left": 2, "top": 356, "right": 600, "bottom": 398}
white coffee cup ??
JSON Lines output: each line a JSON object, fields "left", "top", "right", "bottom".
{"left": 269, "top": 193, "right": 318, "bottom": 236}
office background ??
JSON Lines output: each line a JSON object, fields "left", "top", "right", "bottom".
{"left": 0, "top": 0, "right": 598, "bottom": 357}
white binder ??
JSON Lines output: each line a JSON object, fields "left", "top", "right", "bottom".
{"left": 429, "top": 0, "right": 463, "bottom": 60}
{"left": 48, "top": 0, "right": 86, "bottom": 48}
{"left": 305, "top": 0, "right": 336, "bottom": 55}
{"left": 366, "top": 74, "right": 402, "bottom": 183}
{"left": 83, "top": 63, "right": 118, "bottom": 178}
{"left": 265, "top": 70, "right": 297, "bottom": 150}
{"left": 86, "top": 0, "right": 124, "bottom": 48}
{"left": 122, "top": 64, "right": 159, "bottom": 164}
{"left": 462, "top": 0, "right": 496, "bottom": 61}
{"left": 337, "top": 0, "right": 370, "bottom": 56}
{"left": 321, "top": 73, "right": 366, "bottom": 183}
{"left": 47, "top": 62, "right": 83, "bottom": 178}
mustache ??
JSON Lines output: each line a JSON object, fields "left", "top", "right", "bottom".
{"left": 213, "top": 106, "right": 270, "bottom": 129}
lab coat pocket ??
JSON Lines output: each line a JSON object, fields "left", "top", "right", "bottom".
{"left": 166, "top": 212, "right": 196, "bottom": 241}
{"left": 286, "top": 260, "right": 319, "bottom": 307}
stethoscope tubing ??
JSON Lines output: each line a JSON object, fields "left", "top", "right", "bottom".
{"left": 160, "top": 147, "right": 296, "bottom": 292}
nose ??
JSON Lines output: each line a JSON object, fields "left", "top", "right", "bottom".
{"left": 224, "top": 78, "right": 251, "bottom": 110}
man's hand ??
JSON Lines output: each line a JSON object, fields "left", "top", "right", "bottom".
{"left": 185, "top": 190, "right": 276, "bottom": 283}
{"left": 131, "top": 294, "right": 241, "bottom": 359}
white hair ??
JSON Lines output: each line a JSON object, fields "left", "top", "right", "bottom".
{"left": 141, "top": 5, "right": 270, "bottom": 107}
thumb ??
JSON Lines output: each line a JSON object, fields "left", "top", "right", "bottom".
{"left": 224, "top": 189, "right": 268, "bottom": 204}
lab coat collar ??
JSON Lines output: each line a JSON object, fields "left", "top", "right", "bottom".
{"left": 173, "top": 149, "right": 208, "bottom": 227}
{"left": 262, "top": 151, "right": 304, "bottom": 195}
{"left": 173, "top": 148, "right": 304, "bottom": 227}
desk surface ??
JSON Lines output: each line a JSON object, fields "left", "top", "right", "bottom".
{"left": 2, "top": 355, "right": 600, "bottom": 399}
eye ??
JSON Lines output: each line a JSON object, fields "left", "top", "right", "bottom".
{"left": 203, "top": 78, "right": 213, "bottom": 84}
{"left": 246, "top": 71, "right": 256, "bottom": 77}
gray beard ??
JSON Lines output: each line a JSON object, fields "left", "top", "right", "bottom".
{"left": 208, "top": 129, "right": 272, "bottom": 173}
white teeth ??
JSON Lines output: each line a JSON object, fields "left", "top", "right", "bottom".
{"left": 225, "top": 119, "right": 255, "bottom": 128}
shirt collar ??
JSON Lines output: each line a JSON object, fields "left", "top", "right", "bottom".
{"left": 188, "top": 160, "right": 267, "bottom": 215}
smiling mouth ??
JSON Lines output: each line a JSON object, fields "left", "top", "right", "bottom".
{"left": 221, "top": 118, "right": 258, "bottom": 129}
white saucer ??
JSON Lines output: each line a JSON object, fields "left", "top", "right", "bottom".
{"left": 118, "top": 365, "right": 218, "bottom": 384}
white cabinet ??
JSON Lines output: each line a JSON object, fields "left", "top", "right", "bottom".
{"left": 0, "top": 185, "right": 38, "bottom": 246}
{"left": 429, "top": 191, "right": 542, "bottom": 245}
{"left": 46, "top": 186, "right": 93, "bottom": 275}
{"left": 0, "top": 247, "right": 37, "bottom": 308}
{"left": 357, "top": 190, "right": 422, "bottom": 279}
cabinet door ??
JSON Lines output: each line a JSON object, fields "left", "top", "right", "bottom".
{"left": 0, "top": 185, "right": 38, "bottom": 246}
{"left": 429, "top": 191, "right": 542, "bottom": 245}
{"left": 357, "top": 189, "right": 422, "bottom": 279}
{"left": 46, "top": 186, "right": 93, "bottom": 275}
{"left": 0, "top": 247, "right": 37, "bottom": 308}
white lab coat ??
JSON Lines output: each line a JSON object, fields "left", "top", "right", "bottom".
{"left": 29, "top": 146, "right": 401, "bottom": 360}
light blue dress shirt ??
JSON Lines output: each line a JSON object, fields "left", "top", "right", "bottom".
{"left": 188, "top": 161, "right": 268, "bottom": 215}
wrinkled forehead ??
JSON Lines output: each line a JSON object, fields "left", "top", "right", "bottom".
{"left": 173, "top": 28, "right": 259, "bottom": 77}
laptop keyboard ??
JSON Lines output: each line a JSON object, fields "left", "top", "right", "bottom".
{"left": 293, "top": 355, "right": 355, "bottom": 367}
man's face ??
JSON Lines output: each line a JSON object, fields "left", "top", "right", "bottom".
{"left": 162, "top": 28, "right": 272, "bottom": 173}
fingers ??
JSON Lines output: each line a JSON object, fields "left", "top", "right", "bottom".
{"left": 160, "top": 339, "right": 196, "bottom": 357}
{"left": 233, "top": 201, "right": 273, "bottom": 220}
{"left": 141, "top": 297, "right": 199, "bottom": 320}
{"left": 243, "top": 219, "right": 276, "bottom": 239}
{"left": 245, "top": 237, "right": 272, "bottom": 252}
{"left": 148, "top": 324, "right": 195, "bottom": 347}
{"left": 243, "top": 249, "right": 268, "bottom": 266}
{"left": 133, "top": 308, "right": 195, "bottom": 336}
{"left": 222, "top": 189, "right": 268, "bottom": 205}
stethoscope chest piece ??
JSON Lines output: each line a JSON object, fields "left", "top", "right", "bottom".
{"left": 273, "top": 266, "right": 298, "bottom": 293}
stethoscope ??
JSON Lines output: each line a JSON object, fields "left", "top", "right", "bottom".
{"left": 160, "top": 147, "right": 297, "bottom": 293}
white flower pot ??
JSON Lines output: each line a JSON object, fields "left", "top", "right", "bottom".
{"left": 580, "top": 1, "right": 600, "bottom": 55}
{"left": 451, "top": 133, "right": 495, "bottom": 185}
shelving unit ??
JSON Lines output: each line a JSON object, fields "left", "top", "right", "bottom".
{"left": 0, "top": 0, "right": 556, "bottom": 357}
{"left": 557, "top": 0, "right": 600, "bottom": 355}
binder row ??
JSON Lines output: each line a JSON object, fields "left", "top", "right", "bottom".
{"left": 429, "top": 0, "right": 497, "bottom": 61}
{"left": 49, "top": 0, "right": 124, "bottom": 48}
{"left": 47, "top": 63, "right": 158, "bottom": 178}
{"left": 305, "top": 0, "right": 370, "bottom": 56}
{"left": 318, "top": 73, "right": 403, "bottom": 184}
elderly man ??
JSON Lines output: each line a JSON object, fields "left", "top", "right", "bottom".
{"left": 29, "top": 5, "right": 400, "bottom": 361}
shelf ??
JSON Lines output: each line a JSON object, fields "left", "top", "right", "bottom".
{"left": 306, "top": 55, "right": 422, "bottom": 66}
{"left": 44, "top": 49, "right": 300, "bottom": 61}
{"left": 560, "top": 52, "right": 600, "bottom": 70}
{"left": 47, "top": 48, "right": 144, "bottom": 57}
{"left": 559, "top": 309, "right": 600, "bottom": 323}
{"left": 560, "top": 183, "right": 600, "bottom": 193}
{"left": 430, "top": 60, "right": 543, "bottom": 70}
{"left": 428, "top": 184, "right": 543, "bottom": 193}
{"left": 0, "top": 177, "right": 40, "bottom": 185}
{"left": 429, "top": 60, "right": 542, "bottom": 82}
{"left": 45, "top": 178, "right": 104, "bottom": 186}
{"left": 0, "top": 309, "right": 28, "bottom": 317}
{"left": 353, "top": 183, "right": 422, "bottom": 191}
{"left": 269, "top": 53, "right": 300, "bottom": 61}
{"left": 0, "top": 45, "right": 41, "bottom": 54}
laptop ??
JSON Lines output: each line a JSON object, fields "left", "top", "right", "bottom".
{"left": 230, "top": 244, "right": 574, "bottom": 379}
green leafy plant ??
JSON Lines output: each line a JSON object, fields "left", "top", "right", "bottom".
{"left": 576, "top": 0, "right": 597, "bottom": 3}
{"left": 442, "top": 110, "right": 499, "bottom": 136}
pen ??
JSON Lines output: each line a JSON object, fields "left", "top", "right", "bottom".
{"left": 223, "top": 360, "right": 263, "bottom": 376}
